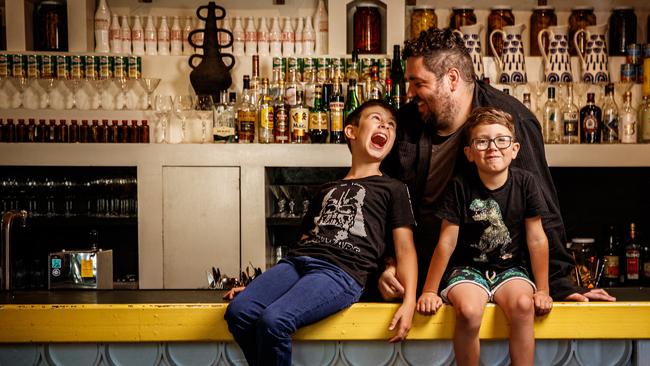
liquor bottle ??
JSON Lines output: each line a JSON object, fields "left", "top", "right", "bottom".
{"left": 346, "top": 50, "right": 360, "bottom": 82}
{"left": 329, "top": 78, "right": 345, "bottom": 144}
{"left": 100, "top": 120, "right": 109, "bottom": 142}
{"left": 302, "top": 16, "right": 315, "bottom": 56}
{"left": 642, "top": 243, "right": 650, "bottom": 287}
{"left": 640, "top": 95, "right": 650, "bottom": 142}
{"left": 273, "top": 79, "right": 290, "bottom": 143}
{"left": 229, "top": 92, "right": 239, "bottom": 143}
{"left": 281, "top": 17, "right": 294, "bottom": 57}
{"left": 232, "top": 17, "right": 245, "bottom": 56}
{"left": 285, "top": 66, "right": 299, "bottom": 107}
{"left": 109, "top": 14, "right": 121, "bottom": 54}
{"left": 244, "top": 16, "right": 257, "bottom": 56}
{"left": 344, "top": 79, "right": 360, "bottom": 121}
{"left": 619, "top": 91, "right": 637, "bottom": 144}
{"left": 91, "top": 120, "right": 100, "bottom": 143}
{"left": 384, "top": 78, "right": 393, "bottom": 106}
{"left": 55, "top": 119, "right": 67, "bottom": 143}
{"left": 314, "top": 0, "right": 328, "bottom": 55}
{"left": 580, "top": 92, "right": 601, "bottom": 144}
{"left": 182, "top": 16, "right": 194, "bottom": 55}
{"left": 132, "top": 15, "right": 145, "bottom": 55}
{"left": 47, "top": 119, "right": 56, "bottom": 142}
{"left": 157, "top": 16, "right": 170, "bottom": 55}
{"left": 36, "top": 119, "right": 47, "bottom": 142}
{"left": 624, "top": 222, "right": 641, "bottom": 286}
{"left": 144, "top": 15, "right": 157, "bottom": 56}
{"left": 309, "top": 87, "right": 329, "bottom": 143}
{"left": 4, "top": 119, "right": 16, "bottom": 142}
{"left": 522, "top": 93, "right": 532, "bottom": 111}
{"left": 109, "top": 120, "right": 119, "bottom": 143}
{"left": 269, "top": 17, "right": 282, "bottom": 57}
{"left": 294, "top": 17, "right": 304, "bottom": 56}
{"left": 601, "top": 83, "right": 618, "bottom": 143}
{"left": 602, "top": 225, "right": 620, "bottom": 287}
{"left": 390, "top": 45, "right": 406, "bottom": 109}
{"left": 120, "top": 15, "right": 131, "bottom": 55}
{"left": 250, "top": 55, "right": 261, "bottom": 104}
{"left": 16, "top": 119, "right": 26, "bottom": 142}
{"left": 290, "top": 90, "right": 309, "bottom": 143}
{"left": 237, "top": 75, "right": 257, "bottom": 143}
{"left": 367, "top": 65, "right": 385, "bottom": 100}
{"left": 170, "top": 16, "right": 182, "bottom": 56}
{"left": 561, "top": 84, "right": 580, "bottom": 144}
{"left": 258, "top": 78, "right": 274, "bottom": 143}
{"left": 303, "top": 67, "right": 317, "bottom": 108}
{"left": 543, "top": 86, "right": 561, "bottom": 144}
{"left": 80, "top": 120, "right": 89, "bottom": 143}
{"left": 94, "top": 0, "right": 110, "bottom": 53}
{"left": 27, "top": 119, "right": 36, "bottom": 142}
{"left": 140, "top": 120, "right": 150, "bottom": 143}
{"left": 214, "top": 91, "right": 236, "bottom": 143}
{"left": 257, "top": 17, "right": 269, "bottom": 56}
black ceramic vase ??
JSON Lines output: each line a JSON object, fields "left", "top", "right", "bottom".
{"left": 188, "top": 2, "right": 234, "bottom": 96}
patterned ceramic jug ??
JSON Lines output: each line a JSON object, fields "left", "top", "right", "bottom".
{"left": 490, "top": 23, "right": 527, "bottom": 84}
{"left": 538, "top": 25, "right": 573, "bottom": 83}
{"left": 574, "top": 23, "right": 609, "bottom": 83}
{"left": 453, "top": 24, "right": 484, "bottom": 80}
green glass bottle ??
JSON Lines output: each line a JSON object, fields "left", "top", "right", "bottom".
{"left": 344, "top": 79, "right": 360, "bottom": 123}
{"left": 308, "top": 86, "right": 329, "bottom": 143}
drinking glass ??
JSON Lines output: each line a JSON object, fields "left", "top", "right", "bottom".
{"left": 154, "top": 95, "right": 173, "bottom": 143}
{"left": 174, "top": 95, "right": 196, "bottom": 143}
{"left": 63, "top": 77, "right": 83, "bottom": 109}
{"left": 195, "top": 95, "right": 214, "bottom": 143}
{"left": 114, "top": 77, "right": 136, "bottom": 110}
{"left": 37, "top": 77, "right": 57, "bottom": 109}
{"left": 526, "top": 81, "right": 548, "bottom": 121}
{"left": 138, "top": 78, "right": 161, "bottom": 110}
{"left": 9, "top": 76, "right": 31, "bottom": 108}
{"left": 89, "top": 76, "right": 109, "bottom": 110}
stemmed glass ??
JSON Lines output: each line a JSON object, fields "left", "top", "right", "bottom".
{"left": 154, "top": 95, "right": 173, "bottom": 143}
{"left": 138, "top": 78, "right": 161, "bottom": 110}
{"left": 89, "top": 75, "right": 109, "bottom": 110}
{"left": 37, "top": 77, "right": 57, "bottom": 109}
{"left": 526, "top": 81, "right": 548, "bottom": 121}
{"left": 114, "top": 76, "right": 134, "bottom": 110}
{"left": 9, "top": 76, "right": 30, "bottom": 108}
{"left": 174, "top": 95, "right": 196, "bottom": 143}
{"left": 63, "top": 76, "right": 83, "bottom": 109}
{"left": 195, "top": 95, "right": 214, "bottom": 143}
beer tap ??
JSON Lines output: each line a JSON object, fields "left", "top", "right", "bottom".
{"left": 2, "top": 210, "right": 28, "bottom": 290}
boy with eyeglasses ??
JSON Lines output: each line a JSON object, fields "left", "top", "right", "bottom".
{"left": 415, "top": 107, "right": 552, "bottom": 366}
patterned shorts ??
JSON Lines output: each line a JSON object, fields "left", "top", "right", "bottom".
{"left": 440, "top": 266, "right": 536, "bottom": 303}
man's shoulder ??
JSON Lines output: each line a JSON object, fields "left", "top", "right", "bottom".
{"left": 475, "top": 81, "right": 537, "bottom": 124}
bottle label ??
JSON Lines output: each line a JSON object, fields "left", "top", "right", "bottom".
{"left": 285, "top": 87, "right": 297, "bottom": 106}
{"left": 309, "top": 111, "right": 328, "bottom": 130}
{"left": 245, "top": 31, "right": 257, "bottom": 42}
{"left": 238, "top": 111, "right": 256, "bottom": 133}
{"left": 620, "top": 114, "right": 637, "bottom": 143}
{"left": 583, "top": 115, "right": 598, "bottom": 132}
{"left": 110, "top": 29, "right": 121, "bottom": 41}
{"left": 132, "top": 29, "right": 143, "bottom": 42}
{"left": 260, "top": 105, "right": 274, "bottom": 130}
{"left": 563, "top": 113, "right": 578, "bottom": 136}
{"left": 603, "top": 255, "right": 619, "bottom": 278}
{"left": 95, "top": 19, "right": 109, "bottom": 31}
{"left": 626, "top": 251, "right": 640, "bottom": 280}
{"left": 330, "top": 102, "right": 344, "bottom": 132}
{"left": 171, "top": 29, "right": 182, "bottom": 41}
{"left": 290, "top": 107, "right": 308, "bottom": 134}
{"left": 275, "top": 108, "right": 289, "bottom": 132}
{"left": 213, "top": 126, "right": 235, "bottom": 137}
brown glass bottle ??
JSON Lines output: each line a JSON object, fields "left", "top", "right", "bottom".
{"left": 608, "top": 7, "right": 636, "bottom": 56}
{"left": 449, "top": 6, "right": 477, "bottom": 30}
{"left": 353, "top": 6, "right": 381, "bottom": 54}
{"left": 90, "top": 120, "right": 100, "bottom": 143}
{"left": 580, "top": 93, "right": 601, "bottom": 144}
{"left": 120, "top": 119, "right": 129, "bottom": 143}
{"left": 487, "top": 6, "right": 515, "bottom": 58}
{"left": 530, "top": 6, "right": 557, "bottom": 57}
{"left": 273, "top": 79, "right": 290, "bottom": 143}
{"left": 47, "top": 119, "right": 56, "bottom": 142}
{"left": 55, "top": 119, "right": 67, "bottom": 143}
{"left": 130, "top": 120, "right": 140, "bottom": 143}
{"left": 568, "top": 6, "right": 596, "bottom": 56}
{"left": 100, "top": 120, "right": 109, "bottom": 143}
{"left": 33, "top": 0, "right": 68, "bottom": 52}
{"left": 140, "top": 120, "right": 150, "bottom": 143}
{"left": 69, "top": 120, "right": 79, "bottom": 143}
{"left": 602, "top": 225, "right": 620, "bottom": 287}
{"left": 37, "top": 119, "right": 47, "bottom": 142}
{"left": 27, "top": 119, "right": 36, "bottom": 142}
{"left": 624, "top": 223, "right": 641, "bottom": 286}
{"left": 79, "top": 120, "right": 89, "bottom": 143}
{"left": 15, "top": 119, "right": 26, "bottom": 142}
{"left": 110, "top": 120, "right": 119, "bottom": 143}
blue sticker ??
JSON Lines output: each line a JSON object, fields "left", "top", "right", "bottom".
{"left": 51, "top": 258, "right": 62, "bottom": 269}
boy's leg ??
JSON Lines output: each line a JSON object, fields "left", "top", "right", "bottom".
{"left": 224, "top": 258, "right": 301, "bottom": 366}
{"left": 492, "top": 277, "right": 535, "bottom": 366}
{"left": 255, "top": 257, "right": 363, "bottom": 366}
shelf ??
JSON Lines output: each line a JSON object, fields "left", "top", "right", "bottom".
{"left": 267, "top": 216, "right": 304, "bottom": 226}
{"left": 26, "top": 215, "right": 138, "bottom": 227}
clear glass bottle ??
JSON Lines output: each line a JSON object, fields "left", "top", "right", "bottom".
{"left": 601, "top": 83, "right": 619, "bottom": 143}
{"left": 314, "top": 0, "right": 328, "bottom": 55}
{"left": 543, "top": 86, "right": 561, "bottom": 144}
{"left": 285, "top": 66, "right": 299, "bottom": 107}
{"left": 182, "top": 16, "right": 194, "bottom": 55}
{"left": 258, "top": 78, "right": 274, "bottom": 143}
{"left": 294, "top": 17, "right": 304, "bottom": 56}
{"left": 132, "top": 15, "right": 145, "bottom": 55}
{"left": 232, "top": 17, "right": 245, "bottom": 56}
{"left": 144, "top": 15, "right": 157, "bottom": 56}
{"left": 109, "top": 13, "right": 121, "bottom": 54}
{"left": 303, "top": 67, "right": 317, "bottom": 109}
{"left": 619, "top": 91, "right": 637, "bottom": 143}
{"left": 523, "top": 93, "right": 532, "bottom": 111}
{"left": 269, "top": 17, "right": 282, "bottom": 57}
{"left": 244, "top": 16, "right": 257, "bottom": 56}
{"left": 214, "top": 91, "right": 236, "bottom": 143}
{"left": 170, "top": 16, "right": 182, "bottom": 56}
{"left": 121, "top": 15, "right": 132, "bottom": 55}
{"left": 257, "top": 17, "right": 269, "bottom": 56}
{"left": 639, "top": 96, "right": 650, "bottom": 143}
{"left": 237, "top": 75, "right": 257, "bottom": 143}
{"left": 281, "top": 16, "right": 294, "bottom": 57}
{"left": 561, "top": 84, "right": 580, "bottom": 144}
{"left": 346, "top": 50, "right": 360, "bottom": 82}
{"left": 290, "top": 90, "right": 309, "bottom": 143}
{"left": 94, "top": 0, "right": 111, "bottom": 53}
{"left": 302, "top": 16, "right": 315, "bottom": 56}
{"left": 367, "top": 65, "right": 385, "bottom": 100}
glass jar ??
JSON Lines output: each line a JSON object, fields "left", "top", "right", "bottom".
{"left": 33, "top": 0, "right": 68, "bottom": 52}
{"left": 353, "top": 6, "right": 381, "bottom": 54}
{"left": 609, "top": 7, "right": 637, "bottom": 56}
{"left": 569, "top": 6, "right": 596, "bottom": 57}
{"left": 410, "top": 6, "right": 437, "bottom": 40}
{"left": 530, "top": 6, "right": 557, "bottom": 57}
{"left": 570, "top": 238, "right": 597, "bottom": 288}
{"left": 449, "top": 6, "right": 476, "bottom": 30}
{"left": 487, "top": 6, "right": 515, "bottom": 58}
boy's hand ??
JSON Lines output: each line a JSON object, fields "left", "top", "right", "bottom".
{"left": 388, "top": 301, "right": 415, "bottom": 343}
{"left": 533, "top": 290, "right": 553, "bottom": 315}
{"left": 379, "top": 264, "right": 405, "bottom": 301}
{"left": 416, "top": 292, "right": 443, "bottom": 315}
{"left": 222, "top": 286, "right": 246, "bottom": 301}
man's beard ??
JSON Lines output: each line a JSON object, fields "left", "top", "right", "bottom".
{"left": 419, "top": 93, "right": 458, "bottom": 135}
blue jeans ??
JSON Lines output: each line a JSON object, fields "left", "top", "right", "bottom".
{"left": 224, "top": 256, "right": 363, "bottom": 366}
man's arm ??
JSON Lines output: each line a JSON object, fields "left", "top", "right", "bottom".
{"left": 388, "top": 226, "right": 417, "bottom": 343}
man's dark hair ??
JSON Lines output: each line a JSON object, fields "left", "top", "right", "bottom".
{"left": 402, "top": 27, "right": 475, "bottom": 82}
{"left": 344, "top": 100, "right": 397, "bottom": 150}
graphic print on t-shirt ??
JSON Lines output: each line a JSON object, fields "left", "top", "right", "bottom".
{"left": 469, "top": 198, "right": 513, "bottom": 262}
{"left": 312, "top": 182, "right": 367, "bottom": 252}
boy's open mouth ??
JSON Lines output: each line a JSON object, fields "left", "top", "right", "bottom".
{"left": 371, "top": 133, "right": 388, "bottom": 148}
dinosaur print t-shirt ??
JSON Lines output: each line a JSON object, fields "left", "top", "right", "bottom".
{"left": 435, "top": 167, "right": 548, "bottom": 272}
{"left": 290, "top": 175, "right": 415, "bottom": 286}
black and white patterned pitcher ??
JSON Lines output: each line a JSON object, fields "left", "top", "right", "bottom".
{"left": 490, "top": 24, "right": 527, "bottom": 84}
{"left": 574, "top": 24, "right": 609, "bottom": 83}
{"left": 453, "top": 24, "right": 485, "bottom": 80}
{"left": 538, "top": 25, "right": 573, "bottom": 83}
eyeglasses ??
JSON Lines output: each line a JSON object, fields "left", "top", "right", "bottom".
{"left": 470, "top": 136, "right": 514, "bottom": 151}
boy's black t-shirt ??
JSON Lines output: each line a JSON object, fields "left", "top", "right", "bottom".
{"left": 289, "top": 175, "right": 416, "bottom": 286}
{"left": 435, "top": 167, "right": 548, "bottom": 272}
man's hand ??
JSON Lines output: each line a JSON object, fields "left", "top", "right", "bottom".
{"left": 416, "top": 292, "right": 443, "bottom": 315}
{"left": 378, "top": 264, "right": 405, "bottom": 301}
{"left": 388, "top": 301, "right": 415, "bottom": 343}
{"left": 533, "top": 290, "right": 553, "bottom": 315}
{"left": 564, "top": 288, "right": 616, "bottom": 302}
{"left": 222, "top": 286, "right": 246, "bottom": 301}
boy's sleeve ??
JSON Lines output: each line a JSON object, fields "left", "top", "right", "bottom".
{"left": 434, "top": 178, "right": 463, "bottom": 225}
{"left": 298, "top": 186, "right": 326, "bottom": 238}
{"left": 388, "top": 182, "right": 416, "bottom": 229}
{"left": 524, "top": 174, "right": 549, "bottom": 218}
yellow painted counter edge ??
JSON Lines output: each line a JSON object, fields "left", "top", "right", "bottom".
{"left": 1, "top": 302, "right": 649, "bottom": 343}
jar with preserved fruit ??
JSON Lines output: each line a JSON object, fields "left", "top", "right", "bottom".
{"left": 411, "top": 6, "right": 437, "bottom": 40}
{"left": 487, "top": 6, "right": 515, "bottom": 58}
{"left": 569, "top": 6, "right": 596, "bottom": 57}
{"left": 33, "top": 0, "right": 68, "bottom": 51}
{"left": 353, "top": 6, "right": 381, "bottom": 54}
{"left": 449, "top": 6, "right": 476, "bottom": 30}
{"left": 530, "top": 6, "right": 557, "bottom": 57}
{"left": 609, "top": 7, "right": 637, "bottom": 56}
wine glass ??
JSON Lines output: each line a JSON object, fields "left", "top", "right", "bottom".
{"left": 154, "top": 95, "right": 173, "bottom": 143}
{"left": 114, "top": 76, "right": 134, "bottom": 110}
{"left": 9, "top": 76, "right": 30, "bottom": 108}
{"left": 63, "top": 77, "right": 83, "bottom": 109}
{"left": 37, "top": 77, "right": 57, "bottom": 109}
{"left": 526, "top": 81, "right": 548, "bottom": 121}
{"left": 195, "top": 95, "right": 214, "bottom": 143}
{"left": 174, "top": 95, "right": 196, "bottom": 143}
{"left": 89, "top": 76, "right": 109, "bottom": 110}
{"left": 138, "top": 78, "right": 161, "bottom": 110}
